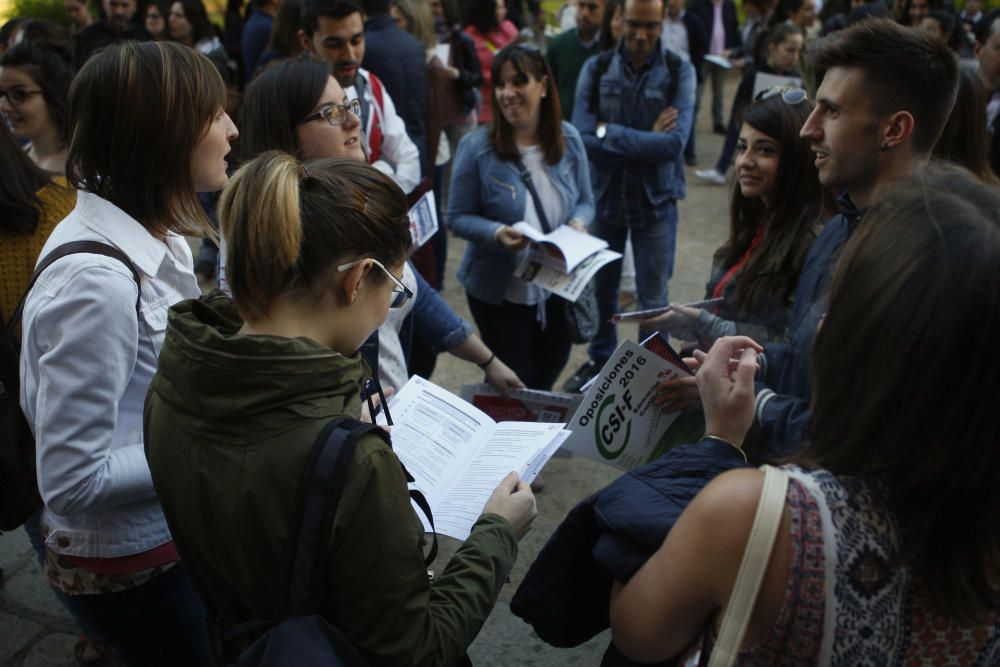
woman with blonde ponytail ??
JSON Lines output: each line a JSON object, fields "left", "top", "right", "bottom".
{"left": 145, "top": 152, "right": 538, "bottom": 666}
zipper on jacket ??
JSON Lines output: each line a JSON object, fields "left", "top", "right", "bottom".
{"left": 489, "top": 175, "right": 517, "bottom": 200}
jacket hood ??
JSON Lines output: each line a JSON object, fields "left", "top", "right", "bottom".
{"left": 150, "top": 290, "right": 370, "bottom": 444}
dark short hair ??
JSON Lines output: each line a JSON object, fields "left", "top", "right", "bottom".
{"left": 360, "top": 0, "right": 391, "bottom": 15}
{"left": 238, "top": 57, "right": 329, "bottom": 160}
{"left": 925, "top": 9, "right": 955, "bottom": 34}
{"left": 66, "top": 41, "right": 227, "bottom": 237}
{"left": 466, "top": 0, "right": 500, "bottom": 34}
{"left": 808, "top": 18, "right": 958, "bottom": 153}
{"left": 803, "top": 165, "right": 1000, "bottom": 624}
{"left": 973, "top": 8, "right": 1000, "bottom": 45}
{"left": 220, "top": 152, "right": 411, "bottom": 319}
{"left": 0, "top": 40, "right": 75, "bottom": 146}
{"left": 14, "top": 19, "right": 72, "bottom": 50}
{"left": 489, "top": 45, "right": 565, "bottom": 165}
{"left": 172, "top": 0, "right": 217, "bottom": 44}
{"left": 301, "top": 0, "right": 362, "bottom": 36}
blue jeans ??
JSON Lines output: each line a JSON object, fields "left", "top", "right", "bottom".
{"left": 588, "top": 202, "right": 678, "bottom": 363}
{"left": 714, "top": 116, "right": 740, "bottom": 174}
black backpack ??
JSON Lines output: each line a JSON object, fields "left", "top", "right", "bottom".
{"left": 587, "top": 48, "right": 683, "bottom": 119}
{"left": 0, "top": 241, "right": 140, "bottom": 532}
{"left": 224, "top": 417, "right": 434, "bottom": 666}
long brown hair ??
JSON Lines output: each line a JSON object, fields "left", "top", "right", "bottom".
{"left": 713, "top": 96, "right": 829, "bottom": 326}
{"left": 802, "top": 165, "right": 1000, "bottom": 623}
{"left": 219, "top": 152, "right": 411, "bottom": 320}
{"left": 0, "top": 122, "right": 50, "bottom": 235}
{"left": 489, "top": 45, "right": 565, "bottom": 165}
{"left": 66, "top": 41, "right": 226, "bottom": 238}
{"left": 932, "top": 69, "right": 999, "bottom": 185}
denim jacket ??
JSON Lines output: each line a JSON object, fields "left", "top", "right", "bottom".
{"left": 571, "top": 41, "right": 696, "bottom": 226}
{"left": 446, "top": 122, "right": 595, "bottom": 305}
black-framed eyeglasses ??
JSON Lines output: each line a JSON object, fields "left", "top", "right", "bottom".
{"left": 0, "top": 87, "right": 43, "bottom": 106}
{"left": 336, "top": 257, "right": 413, "bottom": 309}
{"left": 754, "top": 86, "right": 808, "bottom": 105}
{"left": 300, "top": 98, "right": 362, "bottom": 127}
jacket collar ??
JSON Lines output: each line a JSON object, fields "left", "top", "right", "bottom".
{"left": 836, "top": 191, "right": 867, "bottom": 232}
{"left": 74, "top": 191, "right": 175, "bottom": 278}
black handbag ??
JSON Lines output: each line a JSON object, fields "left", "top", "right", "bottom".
{"left": 513, "top": 160, "right": 600, "bottom": 344}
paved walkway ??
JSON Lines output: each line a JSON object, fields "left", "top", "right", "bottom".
{"left": 0, "top": 73, "right": 738, "bottom": 667}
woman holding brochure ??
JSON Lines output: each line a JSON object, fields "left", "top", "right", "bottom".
{"left": 145, "top": 152, "right": 537, "bottom": 665}
{"left": 447, "top": 44, "right": 595, "bottom": 390}
{"left": 235, "top": 58, "right": 525, "bottom": 394}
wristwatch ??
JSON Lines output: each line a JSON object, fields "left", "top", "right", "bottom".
{"left": 596, "top": 124, "right": 607, "bottom": 140}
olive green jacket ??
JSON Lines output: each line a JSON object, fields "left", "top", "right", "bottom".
{"left": 144, "top": 292, "right": 518, "bottom": 666}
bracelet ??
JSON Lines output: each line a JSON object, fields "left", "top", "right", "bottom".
{"left": 703, "top": 434, "right": 748, "bottom": 462}
{"left": 478, "top": 353, "right": 496, "bottom": 369}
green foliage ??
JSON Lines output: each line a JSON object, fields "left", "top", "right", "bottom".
{"left": 8, "top": 0, "right": 71, "bottom": 25}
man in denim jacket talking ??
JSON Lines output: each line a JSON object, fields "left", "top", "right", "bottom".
{"left": 566, "top": 0, "right": 696, "bottom": 390}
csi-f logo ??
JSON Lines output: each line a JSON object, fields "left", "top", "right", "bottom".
{"left": 595, "top": 388, "right": 634, "bottom": 459}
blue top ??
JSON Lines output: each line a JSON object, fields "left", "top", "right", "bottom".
{"left": 571, "top": 40, "right": 696, "bottom": 229}
{"left": 241, "top": 9, "right": 273, "bottom": 80}
{"left": 446, "top": 122, "right": 595, "bottom": 305}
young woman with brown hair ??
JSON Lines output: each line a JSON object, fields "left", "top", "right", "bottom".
{"left": 447, "top": 44, "right": 594, "bottom": 390}
{"left": 18, "top": 41, "right": 237, "bottom": 666}
{"left": 145, "top": 152, "right": 537, "bottom": 665}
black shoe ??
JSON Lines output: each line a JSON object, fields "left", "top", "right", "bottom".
{"left": 563, "top": 359, "right": 602, "bottom": 393}
{"left": 713, "top": 123, "right": 726, "bottom": 135}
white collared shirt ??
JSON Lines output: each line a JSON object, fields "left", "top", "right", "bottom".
{"left": 19, "top": 191, "right": 200, "bottom": 557}
{"left": 662, "top": 13, "right": 690, "bottom": 57}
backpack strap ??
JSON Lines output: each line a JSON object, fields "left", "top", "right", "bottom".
{"left": 588, "top": 50, "right": 616, "bottom": 119}
{"left": 513, "top": 159, "right": 554, "bottom": 235}
{"left": 5, "top": 240, "right": 141, "bottom": 338}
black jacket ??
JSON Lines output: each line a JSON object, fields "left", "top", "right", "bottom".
{"left": 682, "top": 11, "right": 709, "bottom": 83}
{"left": 690, "top": 0, "right": 742, "bottom": 51}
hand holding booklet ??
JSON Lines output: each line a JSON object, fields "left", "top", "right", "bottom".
{"left": 378, "top": 376, "right": 570, "bottom": 540}
{"left": 511, "top": 223, "right": 621, "bottom": 302}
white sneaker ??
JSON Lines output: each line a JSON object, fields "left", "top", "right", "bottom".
{"left": 694, "top": 168, "right": 727, "bottom": 185}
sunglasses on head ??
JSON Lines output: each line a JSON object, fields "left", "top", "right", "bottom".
{"left": 754, "top": 86, "right": 808, "bottom": 105}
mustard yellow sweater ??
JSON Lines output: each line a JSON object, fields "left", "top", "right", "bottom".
{"left": 1, "top": 179, "right": 76, "bottom": 324}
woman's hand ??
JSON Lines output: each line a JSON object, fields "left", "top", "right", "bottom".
{"left": 484, "top": 357, "right": 526, "bottom": 394}
{"left": 483, "top": 471, "right": 537, "bottom": 539}
{"left": 568, "top": 218, "right": 589, "bottom": 234}
{"left": 696, "top": 336, "right": 763, "bottom": 446}
{"left": 495, "top": 225, "right": 528, "bottom": 252}
{"left": 640, "top": 305, "right": 702, "bottom": 341}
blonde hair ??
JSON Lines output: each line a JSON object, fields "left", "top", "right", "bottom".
{"left": 393, "top": 0, "right": 437, "bottom": 51}
{"left": 219, "top": 151, "right": 412, "bottom": 320}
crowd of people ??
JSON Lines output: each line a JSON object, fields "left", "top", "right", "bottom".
{"left": 2, "top": 0, "right": 1000, "bottom": 664}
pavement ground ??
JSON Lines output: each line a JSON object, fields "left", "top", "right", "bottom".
{"left": 0, "top": 71, "right": 740, "bottom": 667}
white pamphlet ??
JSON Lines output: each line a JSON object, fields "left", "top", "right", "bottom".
{"left": 379, "top": 376, "right": 569, "bottom": 540}
{"left": 515, "top": 247, "right": 621, "bottom": 302}
{"left": 407, "top": 190, "right": 438, "bottom": 253}
{"left": 512, "top": 222, "right": 609, "bottom": 273}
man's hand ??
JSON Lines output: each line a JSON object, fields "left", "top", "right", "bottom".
{"left": 494, "top": 226, "right": 528, "bottom": 252}
{"left": 696, "top": 336, "right": 764, "bottom": 446}
{"left": 652, "top": 106, "right": 679, "bottom": 133}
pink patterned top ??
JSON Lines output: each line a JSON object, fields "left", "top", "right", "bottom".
{"left": 699, "top": 466, "right": 1000, "bottom": 665}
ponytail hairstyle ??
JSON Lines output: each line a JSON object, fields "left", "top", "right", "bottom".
{"left": 219, "top": 151, "right": 411, "bottom": 320}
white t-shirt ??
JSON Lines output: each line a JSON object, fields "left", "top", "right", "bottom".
{"left": 504, "top": 144, "right": 567, "bottom": 305}
{"left": 377, "top": 262, "right": 419, "bottom": 392}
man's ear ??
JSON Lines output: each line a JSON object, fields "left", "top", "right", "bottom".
{"left": 882, "top": 110, "right": 915, "bottom": 151}
{"left": 299, "top": 29, "right": 315, "bottom": 55}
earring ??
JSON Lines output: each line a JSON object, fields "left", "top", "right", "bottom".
{"left": 880, "top": 142, "right": 889, "bottom": 152}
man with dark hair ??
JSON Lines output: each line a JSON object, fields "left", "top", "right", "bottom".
{"left": 681, "top": 18, "right": 960, "bottom": 456}
{"left": 358, "top": 0, "right": 428, "bottom": 169}
{"left": 546, "top": 0, "right": 605, "bottom": 121}
{"left": 242, "top": 0, "right": 281, "bottom": 80}
{"left": 565, "top": 0, "right": 696, "bottom": 392}
{"left": 75, "top": 0, "right": 151, "bottom": 52}
{"left": 299, "top": 0, "right": 421, "bottom": 193}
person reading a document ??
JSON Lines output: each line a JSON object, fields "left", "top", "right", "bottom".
{"left": 144, "top": 153, "right": 537, "bottom": 665}
{"left": 447, "top": 44, "right": 595, "bottom": 390}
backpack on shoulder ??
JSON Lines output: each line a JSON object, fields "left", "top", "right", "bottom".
{"left": 0, "top": 241, "right": 140, "bottom": 532}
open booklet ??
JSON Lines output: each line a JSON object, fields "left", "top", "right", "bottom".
{"left": 510, "top": 223, "right": 622, "bottom": 302}
{"left": 407, "top": 190, "right": 438, "bottom": 255}
{"left": 459, "top": 384, "right": 583, "bottom": 423}
{"left": 378, "top": 376, "right": 570, "bottom": 541}
{"left": 563, "top": 334, "right": 696, "bottom": 471}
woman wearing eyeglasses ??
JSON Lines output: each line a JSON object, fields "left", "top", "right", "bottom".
{"left": 0, "top": 39, "right": 73, "bottom": 174}
{"left": 448, "top": 44, "right": 594, "bottom": 390}
{"left": 649, "top": 92, "right": 831, "bottom": 412}
{"left": 145, "top": 151, "right": 538, "bottom": 665}
{"left": 235, "top": 58, "right": 524, "bottom": 394}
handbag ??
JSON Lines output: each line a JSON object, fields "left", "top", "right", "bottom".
{"left": 705, "top": 465, "right": 790, "bottom": 667}
{"left": 513, "top": 159, "right": 600, "bottom": 344}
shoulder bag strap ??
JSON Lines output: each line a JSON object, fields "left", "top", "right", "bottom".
{"left": 513, "top": 158, "right": 553, "bottom": 235}
{"left": 707, "top": 465, "right": 790, "bottom": 667}
{"left": 5, "top": 240, "right": 141, "bottom": 338}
